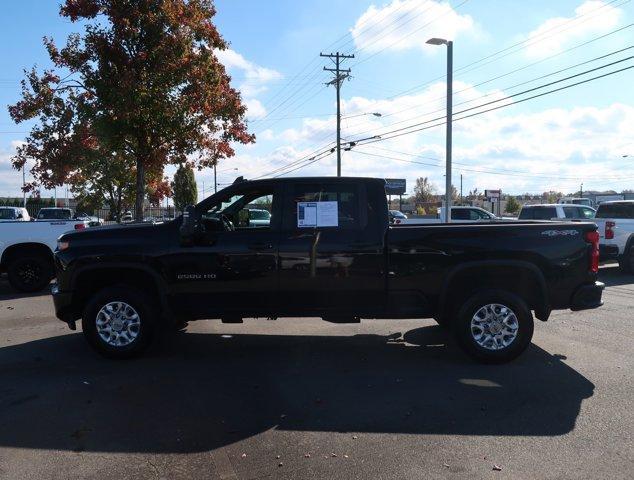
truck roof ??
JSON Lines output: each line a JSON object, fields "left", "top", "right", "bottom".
{"left": 232, "top": 176, "right": 387, "bottom": 186}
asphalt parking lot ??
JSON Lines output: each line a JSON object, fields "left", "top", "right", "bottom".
{"left": 0, "top": 266, "right": 632, "bottom": 480}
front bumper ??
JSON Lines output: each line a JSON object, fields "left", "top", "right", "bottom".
{"left": 570, "top": 281, "right": 605, "bottom": 311}
{"left": 51, "top": 283, "right": 77, "bottom": 329}
{"left": 599, "top": 244, "right": 619, "bottom": 261}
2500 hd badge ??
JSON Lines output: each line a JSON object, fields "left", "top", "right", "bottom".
{"left": 177, "top": 273, "right": 217, "bottom": 280}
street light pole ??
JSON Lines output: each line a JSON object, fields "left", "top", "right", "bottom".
{"left": 214, "top": 164, "right": 217, "bottom": 193}
{"left": 427, "top": 37, "right": 453, "bottom": 223}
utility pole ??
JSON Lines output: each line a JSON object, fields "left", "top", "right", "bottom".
{"left": 214, "top": 164, "right": 217, "bottom": 193}
{"left": 580, "top": 182, "right": 583, "bottom": 198}
{"left": 321, "top": 52, "right": 354, "bottom": 177}
{"left": 460, "top": 173, "right": 463, "bottom": 205}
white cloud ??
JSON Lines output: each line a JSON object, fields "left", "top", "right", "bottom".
{"left": 524, "top": 1, "right": 623, "bottom": 58}
{"left": 351, "top": 0, "right": 476, "bottom": 53}
{"left": 215, "top": 48, "right": 282, "bottom": 105}
{"left": 244, "top": 98, "right": 267, "bottom": 120}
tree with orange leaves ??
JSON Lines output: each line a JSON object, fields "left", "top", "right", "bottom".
{"left": 9, "top": 0, "right": 253, "bottom": 221}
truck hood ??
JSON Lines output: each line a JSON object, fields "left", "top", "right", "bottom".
{"left": 59, "top": 220, "right": 177, "bottom": 245}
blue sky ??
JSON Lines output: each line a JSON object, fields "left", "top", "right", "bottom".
{"left": 1, "top": 0, "right": 633, "bottom": 199}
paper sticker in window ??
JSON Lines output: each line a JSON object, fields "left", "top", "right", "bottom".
{"left": 297, "top": 201, "right": 338, "bottom": 227}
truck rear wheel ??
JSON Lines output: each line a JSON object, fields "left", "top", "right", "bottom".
{"left": 7, "top": 255, "right": 53, "bottom": 292}
{"left": 82, "top": 286, "right": 156, "bottom": 359}
{"left": 452, "top": 290, "right": 534, "bottom": 364}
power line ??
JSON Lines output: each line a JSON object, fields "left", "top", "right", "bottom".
{"left": 350, "top": 27, "right": 634, "bottom": 132}
{"left": 344, "top": 48, "right": 634, "bottom": 140}
{"left": 350, "top": 0, "right": 471, "bottom": 66}
{"left": 356, "top": 145, "right": 634, "bottom": 180}
{"left": 384, "top": 0, "right": 631, "bottom": 100}
{"left": 345, "top": 60, "right": 634, "bottom": 145}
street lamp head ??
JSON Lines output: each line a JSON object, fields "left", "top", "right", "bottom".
{"left": 426, "top": 37, "right": 448, "bottom": 46}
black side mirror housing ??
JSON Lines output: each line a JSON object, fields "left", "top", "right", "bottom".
{"left": 180, "top": 205, "right": 201, "bottom": 246}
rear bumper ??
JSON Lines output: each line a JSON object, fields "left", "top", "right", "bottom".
{"left": 570, "top": 281, "right": 605, "bottom": 311}
{"left": 599, "top": 244, "right": 619, "bottom": 261}
{"left": 51, "top": 283, "right": 77, "bottom": 328}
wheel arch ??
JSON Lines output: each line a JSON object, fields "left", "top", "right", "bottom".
{"left": 437, "top": 260, "right": 550, "bottom": 322}
{"left": 1, "top": 242, "right": 53, "bottom": 269}
{"left": 70, "top": 263, "right": 171, "bottom": 320}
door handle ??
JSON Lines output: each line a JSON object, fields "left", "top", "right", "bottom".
{"left": 248, "top": 243, "right": 273, "bottom": 251}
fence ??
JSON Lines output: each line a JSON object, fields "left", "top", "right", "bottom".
{"left": 2, "top": 201, "right": 179, "bottom": 224}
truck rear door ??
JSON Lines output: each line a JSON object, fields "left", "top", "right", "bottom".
{"left": 277, "top": 180, "right": 387, "bottom": 315}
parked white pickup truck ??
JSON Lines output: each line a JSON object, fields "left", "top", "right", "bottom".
{"left": 0, "top": 219, "right": 88, "bottom": 292}
{"left": 594, "top": 200, "right": 634, "bottom": 272}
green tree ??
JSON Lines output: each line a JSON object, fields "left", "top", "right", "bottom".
{"left": 9, "top": 0, "right": 253, "bottom": 221}
{"left": 172, "top": 164, "right": 198, "bottom": 212}
{"left": 413, "top": 177, "right": 436, "bottom": 205}
{"left": 505, "top": 195, "right": 521, "bottom": 215}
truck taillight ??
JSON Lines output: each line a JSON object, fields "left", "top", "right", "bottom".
{"left": 74, "top": 223, "right": 86, "bottom": 230}
{"left": 605, "top": 221, "right": 615, "bottom": 240}
{"left": 585, "top": 230, "right": 599, "bottom": 273}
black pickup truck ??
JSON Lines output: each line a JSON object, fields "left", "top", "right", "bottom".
{"left": 52, "top": 177, "right": 604, "bottom": 363}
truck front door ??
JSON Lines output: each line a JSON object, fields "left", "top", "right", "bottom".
{"left": 170, "top": 183, "right": 282, "bottom": 319}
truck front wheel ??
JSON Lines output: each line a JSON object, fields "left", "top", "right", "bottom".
{"left": 82, "top": 286, "right": 156, "bottom": 359}
{"left": 452, "top": 290, "right": 534, "bottom": 364}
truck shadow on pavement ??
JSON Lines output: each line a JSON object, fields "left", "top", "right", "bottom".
{"left": 0, "top": 325, "right": 594, "bottom": 454}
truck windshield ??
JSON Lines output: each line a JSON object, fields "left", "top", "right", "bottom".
{"left": 596, "top": 202, "right": 634, "bottom": 219}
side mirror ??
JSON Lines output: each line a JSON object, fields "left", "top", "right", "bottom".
{"left": 16, "top": 213, "right": 23, "bottom": 219}
{"left": 180, "top": 205, "right": 200, "bottom": 246}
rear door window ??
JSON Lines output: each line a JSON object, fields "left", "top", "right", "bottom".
{"left": 451, "top": 209, "right": 470, "bottom": 220}
{"left": 531, "top": 207, "right": 557, "bottom": 220}
{"left": 596, "top": 202, "right": 634, "bottom": 219}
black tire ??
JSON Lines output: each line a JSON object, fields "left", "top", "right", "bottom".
{"left": 452, "top": 290, "right": 534, "bottom": 364}
{"left": 7, "top": 255, "right": 53, "bottom": 292}
{"left": 82, "top": 286, "right": 156, "bottom": 359}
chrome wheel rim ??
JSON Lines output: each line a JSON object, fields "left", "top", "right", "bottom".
{"left": 470, "top": 303, "right": 519, "bottom": 350}
{"left": 96, "top": 301, "right": 141, "bottom": 347}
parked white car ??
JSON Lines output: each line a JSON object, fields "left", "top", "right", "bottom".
{"left": 0, "top": 219, "right": 88, "bottom": 292}
{"left": 396, "top": 206, "right": 500, "bottom": 224}
{"left": 593, "top": 200, "right": 634, "bottom": 272}
{"left": 0, "top": 206, "right": 30, "bottom": 222}
{"left": 518, "top": 204, "right": 596, "bottom": 221}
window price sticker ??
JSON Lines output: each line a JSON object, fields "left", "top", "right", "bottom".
{"left": 297, "top": 201, "right": 338, "bottom": 227}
